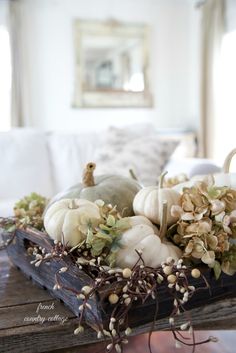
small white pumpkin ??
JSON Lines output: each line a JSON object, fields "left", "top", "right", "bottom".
{"left": 44, "top": 198, "right": 102, "bottom": 247}
{"left": 133, "top": 172, "right": 181, "bottom": 226}
{"left": 115, "top": 205, "right": 182, "bottom": 269}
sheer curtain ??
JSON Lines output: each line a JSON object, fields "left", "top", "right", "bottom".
{"left": 9, "top": 0, "right": 32, "bottom": 127}
{"left": 0, "top": 0, "right": 11, "bottom": 131}
{"left": 199, "top": 0, "right": 225, "bottom": 158}
{"left": 214, "top": 0, "right": 236, "bottom": 167}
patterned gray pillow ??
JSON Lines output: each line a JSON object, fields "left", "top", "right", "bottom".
{"left": 95, "top": 135, "right": 178, "bottom": 186}
{"left": 95, "top": 124, "right": 155, "bottom": 163}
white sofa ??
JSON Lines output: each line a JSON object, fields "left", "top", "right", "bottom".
{"left": 0, "top": 126, "right": 220, "bottom": 217}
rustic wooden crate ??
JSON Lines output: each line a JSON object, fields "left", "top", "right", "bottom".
{"left": 3, "top": 227, "right": 236, "bottom": 333}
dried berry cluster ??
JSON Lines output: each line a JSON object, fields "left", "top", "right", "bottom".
{"left": 28, "top": 241, "right": 216, "bottom": 353}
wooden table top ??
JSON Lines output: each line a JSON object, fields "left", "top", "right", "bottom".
{"left": 1, "top": 249, "right": 236, "bottom": 353}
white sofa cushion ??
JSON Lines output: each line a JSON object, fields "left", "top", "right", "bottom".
{"left": 47, "top": 132, "right": 99, "bottom": 192}
{"left": 0, "top": 129, "right": 54, "bottom": 199}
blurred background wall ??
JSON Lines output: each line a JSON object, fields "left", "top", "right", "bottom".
{"left": 3, "top": 0, "right": 200, "bottom": 132}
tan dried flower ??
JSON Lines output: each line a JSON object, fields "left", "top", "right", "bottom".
{"left": 170, "top": 176, "right": 236, "bottom": 272}
{"left": 184, "top": 237, "right": 205, "bottom": 259}
{"left": 183, "top": 236, "right": 215, "bottom": 265}
{"left": 215, "top": 232, "right": 230, "bottom": 252}
{"left": 221, "top": 189, "right": 236, "bottom": 212}
{"left": 210, "top": 199, "right": 225, "bottom": 216}
{"left": 171, "top": 204, "right": 208, "bottom": 222}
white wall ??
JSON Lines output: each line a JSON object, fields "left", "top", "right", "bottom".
{"left": 19, "top": 0, "right": 200, "bottom": 133}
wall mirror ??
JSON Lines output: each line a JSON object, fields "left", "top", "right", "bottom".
{"left": 73, "top": 20, "right": 152, "bottom": 108}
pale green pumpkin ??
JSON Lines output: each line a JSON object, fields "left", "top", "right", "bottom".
{"left": 48, "top": 163, "right": 141, "bottom": 216}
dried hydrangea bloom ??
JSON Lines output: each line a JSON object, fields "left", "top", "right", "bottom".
{"left": 182, "top": 188, "right": 209, "bottom": 212}
{"left": 171, "top": 204, "right": 208, "bottom": 222}
{"left": 215, "top": 232, "right": 230, "bottom": 252}
{"left": 201, "top": 250, "right": 215, "bottom": 265}
{"left": 185, "top": 218, "right": 212, "bottom": 235}
{"left": 170, "top": 176, "right": 236, "bottom": 272}
{"left": 184, "top": 237, "right": 215, "bottom": 265}
{"left": 215, "top": 211, "right": 232, "bottom": 234}
{"left": 221, "top": 189, "right": 236, "bottom": 212}
{"left": 184, "top": 237, "right": 205, "bottom": 259}
{"left": 210, "top": 199, "right": 225, "bottom": 216}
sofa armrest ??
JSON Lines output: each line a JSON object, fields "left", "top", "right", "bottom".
{"left": 0, "top": 199, "right": 18, "bottom": 218}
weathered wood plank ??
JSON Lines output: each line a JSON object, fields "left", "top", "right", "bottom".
{"left": 0, "top": 262, "right": 52, "bottom": 308}
{"left": 129, "top": 297, "right": 236, "bottom": 334}
{"left": 0, "top": 300, "right": 75, "bottom": 330}
{"left": 2, "top": 229, "right": 103, "bottom": 329}
{"left": 49, "top": 342, "right": 106, "bottom": 353}
{"left": 0, "top": 320, "right": 98, "bottom": 353}
{"left": 1, "top": 298, "right": 236, "bottom": 353}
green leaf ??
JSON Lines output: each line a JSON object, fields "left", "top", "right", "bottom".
{"left": 90, "top": 239, "right": 106, "bottom": 256}
{"left": 105, "top": 252, "right": 117, "bottom": 267}
{"left": 207, "top": 187, "right": 220, "bottom": 199}
{"left": 99, "top": 224, "right": 111, "bottom": 232}
{"left": 95, "top": 232, "right": 112, "bottom": 243}
{"left": 110, "top": 237, "right": 122, "bottom": 252}
{"left": 106, "top": 215, "right": 116, "bottom": 227}
{"left": 207, "top": 186, "right": 227, "bottom": 200}
{"left": 7, "top": 225, "right": 16, "bottom": 233}
{"left": 115, "top": 218, "right": 131, "bottom": 231}
{"left": 213, "top": 260, "right": 222, "bottom": 280}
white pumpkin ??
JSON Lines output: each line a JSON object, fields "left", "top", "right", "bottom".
{"left": 174, "top": 148, "right": 236, "bottom": 193}
{"left": 115, "top": 215, "right": 182, "bottom": 269}
{"left": 133, "top": 172, "right": 181, "bottom": 226}
{"left": 44, "top": 199, "right": 102, "bottom": 247}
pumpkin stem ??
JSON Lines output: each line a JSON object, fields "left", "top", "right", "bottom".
{"left": 159, "top": 201, "right": 168, "bottom": 240}
{"left": 159, "top": 171, "right": 168, "bottom": 189}
{"left": 129, "top": 169, "right": 138, "bottom": 181}
{"left": 223, "top": 148, "right": 236, "bottom": 173}
{"left": 83, "top": 162, "right": 96, "bottom": 187}
{"left": 68, "top": 199, "right": 79, "bottom": 209}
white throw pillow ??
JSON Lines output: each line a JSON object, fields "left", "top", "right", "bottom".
{"left": 0, "top": 129, "right": 54, "bottom": 199}
{"left": 95, "top": 135, "right": 178, "bottom": 186}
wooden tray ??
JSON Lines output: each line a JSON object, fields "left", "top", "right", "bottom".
{"left": 3, "top": 227, "right": 236, "bottom": 332}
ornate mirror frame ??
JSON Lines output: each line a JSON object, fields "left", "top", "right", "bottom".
{"left": 73, "top": 20, "right": 153, "bottom": 108}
